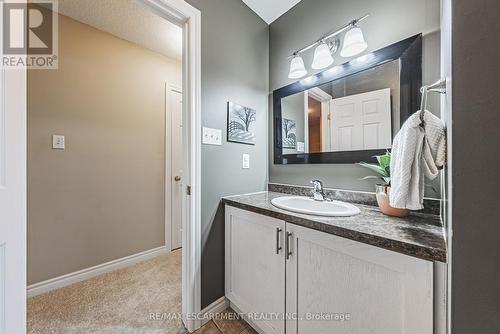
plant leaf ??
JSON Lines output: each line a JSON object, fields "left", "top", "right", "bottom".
{"left": 360, "top": 175, "right": 386, "bottom": 183}
{"left": 376, "top": 152, "right": 391, "bottom": 172}
{"left": 360, "top": 175, "right": 381, "bottom": 180}
{"left": 358, "top": 162, "right": 388, "bottom": 177}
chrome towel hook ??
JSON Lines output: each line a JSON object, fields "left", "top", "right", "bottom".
{"left": 419, "top": 79, "right": 447, "bottom": 127}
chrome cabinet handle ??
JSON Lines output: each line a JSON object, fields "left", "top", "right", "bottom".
{"left": 276, "top": 228, "right": 282, "bottom": 254}
{"left": 286, "top": 232, "right": 293, "bottom": 260}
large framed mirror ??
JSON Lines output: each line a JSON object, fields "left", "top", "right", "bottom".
{"left": 273, "top": 34, "right": 422, "bottom": 164}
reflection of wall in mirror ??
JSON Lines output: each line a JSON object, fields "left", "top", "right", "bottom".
{"left": 281, "top": 92, "right": 305, "bottom": 154}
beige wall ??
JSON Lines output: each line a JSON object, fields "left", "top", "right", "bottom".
{"left": 27, "top": 14, "right": 181, "bottom": 284}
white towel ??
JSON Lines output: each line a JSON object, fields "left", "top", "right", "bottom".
{"left": 390, "top": 110, "right": 446, "bottom": 210}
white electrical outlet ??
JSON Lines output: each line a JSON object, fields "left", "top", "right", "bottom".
{"left": 242, "top": 154, "right": 250, "bottom": 169}
{"left": 52, "top": 135, "right": 65, "bottom": 150}
{"left": 202, "top": 127, "right": 222, "bottom": 145}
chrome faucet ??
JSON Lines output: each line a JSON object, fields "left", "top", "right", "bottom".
{"left": 310, "top": 179, "right": 327, "bottom": 201}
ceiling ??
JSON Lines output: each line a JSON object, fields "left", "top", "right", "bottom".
{"left": 242, "top": 0, "right": 303, "bottom": 24}
{"left": 55, "top": 0, "right": 182, "bottom": 61}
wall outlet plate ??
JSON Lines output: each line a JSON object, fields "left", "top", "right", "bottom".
{"left": 202, "top": 127, "right": 222, "bottom": 145}
{"left": 52, "top": 135, "right": 65, "bottom": 150}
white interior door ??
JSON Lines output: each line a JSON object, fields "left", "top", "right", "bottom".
{"left": 0, "top": 68, "right": 27, "bottom": 332}
{"left": 330, "top": 88, "right": 392, "bottom": 151}
{"left": 170, "top": 89, "right": 183, "bottom": 250}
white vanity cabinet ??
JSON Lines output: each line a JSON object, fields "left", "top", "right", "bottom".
{"left": 225, "top": 206, "right": 434, "bottom": 334}
{"left": 285, "top": 223, "right": 433, "bottom": 334}
{"left": 225, "top": 206, "right": 286, "bottom": 334}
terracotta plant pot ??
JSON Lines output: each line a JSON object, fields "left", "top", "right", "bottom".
{"left": 375, "top": 185, "right": 410, "bottom": 218}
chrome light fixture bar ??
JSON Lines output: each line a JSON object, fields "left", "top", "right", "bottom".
{"left": 288, "top": 14, "right": 370, "bottom": 79}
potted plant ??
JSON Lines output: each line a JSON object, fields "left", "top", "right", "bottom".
{"left": 358, "top": 151, "right": 409, "bottom": 217}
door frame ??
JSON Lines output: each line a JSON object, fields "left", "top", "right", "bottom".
{"left": 1, "top": 32, "right": 28, "bottom": 334}
{"left": 136, "top": 1, "right": 202, "bottom": 332}
{"left": 165, "top": 84, "right": 182, "bottom": 252}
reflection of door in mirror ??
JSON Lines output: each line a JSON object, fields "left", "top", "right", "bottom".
{"left": 330, "top": 88, "right": 392, "bottom": 151}
{"left": 308, "top": 97, "right": 322, "bottom": 153}
{"left": 282, "top": 88, "right": 334, "bottom": 154}
{"left": 305, "top": 88, "right": 333, "bottom": 153}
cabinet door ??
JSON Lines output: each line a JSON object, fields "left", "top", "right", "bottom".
{"left": 225, "top": 206, "right": 286, "bottom": 334}
{"left": 285, "top": 224, "right": 433, "bottom": 334}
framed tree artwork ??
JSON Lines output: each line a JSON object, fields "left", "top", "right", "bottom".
{"left": 227, "top": 102, "right": 256, "bottom": 145}
{"left": 282, "top": 118, "right": 297, "bottom": 149}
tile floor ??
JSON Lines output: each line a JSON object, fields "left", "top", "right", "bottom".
{"left": 193, "top": 309, "right": 257, "bottom": 334}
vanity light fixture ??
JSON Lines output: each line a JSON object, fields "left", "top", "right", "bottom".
{"left": 287, "top": 14, "right": 369, "bottom": 78}
{"left": 340, "top": 25, "right": 368, "bottom": 57}
{"left": 311, "top": 39, "right": 339, "bottom": 70}
{"left": 288, "top": 54, "right": 307, "bottom": 79}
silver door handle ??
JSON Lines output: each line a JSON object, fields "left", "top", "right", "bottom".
{"left": 286, "top": 231, "right": 293, "bottom": 260}
{"left": 276, "top": 228, "right": 282, "bottom": 254}
{"left": 174, "top": 176, "right": 181, "bottom": 182}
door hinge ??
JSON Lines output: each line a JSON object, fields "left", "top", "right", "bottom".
{"left": 186, "top": 185, "right": 191, "bottom": 195}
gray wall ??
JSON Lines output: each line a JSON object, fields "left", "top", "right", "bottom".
{"left": 185, "top": 0, "right": 269, "bottom": 308}
{"left": 269, "top": 0, "right": 441, "bottom": 196}
{"left": 451, "top": 0, "right": 500, "bottom": 332}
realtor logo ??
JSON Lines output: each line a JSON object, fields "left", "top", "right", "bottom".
{"left": 2, "top": 0, "right": 58, "bottom": 69}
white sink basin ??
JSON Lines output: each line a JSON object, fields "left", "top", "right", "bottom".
{"left": 271, "top": 196, "right": 360, "bottom": 217}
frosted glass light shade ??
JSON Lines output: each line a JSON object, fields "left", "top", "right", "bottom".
{"left": 288, "top": 55, "right": 307, "bottom": 79}
{"left": 311, "top": 42, "right": 334, "bottom": 69}
{"left": 340, "top": 26, "right": 368, "bottom": 57}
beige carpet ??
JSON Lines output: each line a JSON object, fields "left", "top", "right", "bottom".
{"left": 28, "top": 250, "right": 186, "bottom": 334}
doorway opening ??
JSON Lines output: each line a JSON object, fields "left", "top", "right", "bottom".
{"left": 18, "top": 0, "right": 202, "bottom": 333}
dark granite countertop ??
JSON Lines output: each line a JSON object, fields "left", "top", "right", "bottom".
{"left": 222, "top": 191, "right": 447, "bottom": 263}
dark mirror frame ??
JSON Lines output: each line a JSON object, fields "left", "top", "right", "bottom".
{"left": 273, "top": 34, "right": 422, "bottom": 165}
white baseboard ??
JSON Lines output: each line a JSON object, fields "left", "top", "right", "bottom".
{"left": 200, "top": 296, "right": 229, "bottom": 326}
{"left": 27, "top": 246, "right": 168, "bottom": 298}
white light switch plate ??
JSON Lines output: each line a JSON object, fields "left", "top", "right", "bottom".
{"left": 242, "top": 154, "right": 250, "bottom": 169}
{"left": 202, "top": 127, "right": 222, "bottom": 145}
{"left": 52, "top": 135, "right": 65, "bottom": 150}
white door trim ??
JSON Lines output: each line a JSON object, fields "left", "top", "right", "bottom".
{"left": 136, "top": 1, "right": 202, "bottom": 332}
{"left": 1, "top": 0, "right": 27, "bottom": 329}
{"left": 165, "top": 84, "right": 182, "bottom": 252}
{"left": 303, "top": 92, "right": 309, "bottom": 152}
{"left": 308, "top": 87, "right": 333, "bottom": 102}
